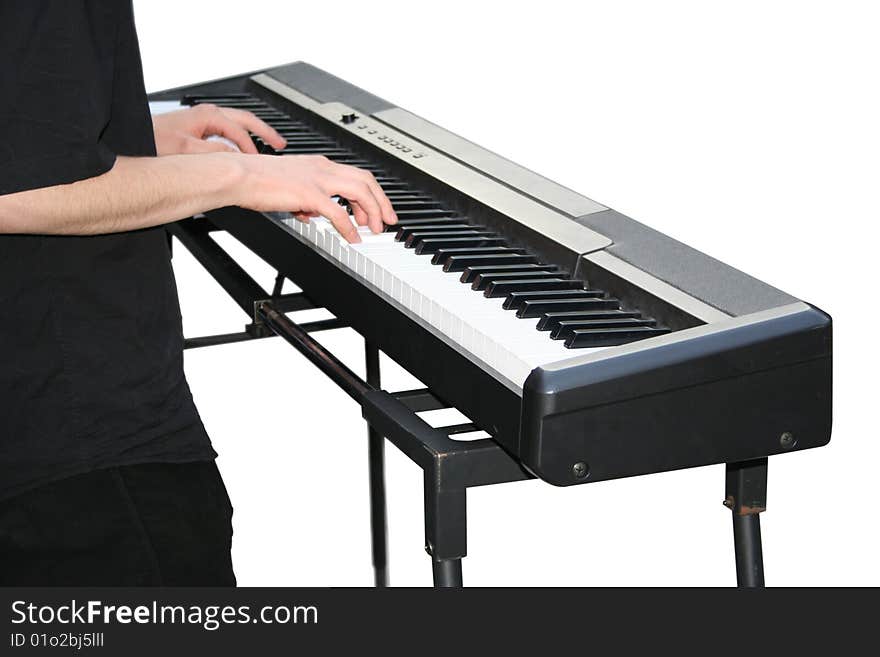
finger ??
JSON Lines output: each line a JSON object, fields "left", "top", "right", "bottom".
{"left": 325, "top": 176, "right": 383, "bottom": 234}
{"left": 220, "top": 107, "right": 287, "bottom": 150}
{"left": 360, "top": 170, "right": 398, "bottom": 226}
{"left": 316, "top": 196, "right": 361, "bottom": 244}
{"left": 347, "top": 168, "right": 394, "bottom": 232}
{"left": 203, "top": 118, "right": 259, "bottom": 154}
{"left": 350, "top": 202, "right": 369, "bottom": 227}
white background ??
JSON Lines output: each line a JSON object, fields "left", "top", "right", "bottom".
{"left": 134, "top": 0, "right": 878, "bottom": 586}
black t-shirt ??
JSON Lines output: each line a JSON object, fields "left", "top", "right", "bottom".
{"left": 0, "top": 1, "right": 215, "bottom": 500}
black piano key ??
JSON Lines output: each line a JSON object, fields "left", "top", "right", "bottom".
{"left": 516, "top": 297, "right": 621, "bottom": 318}
{"left": 390, "top": 200, "right": 445, "bottom": 211}
{"left": 484, "top": 278, "right": 584, "bottom": 298}
{"left": 279, "top": 142, "right": 341, "bottom": 150}
{"left": 459, "top": 264, "right": 561, "bottom": 284}
{"left": 274, "top": 131, "right": 323, "bottom": 138}
{"left": 281, "top": 147, "right": 352, "bottom": 155}
{"left": 249, "top": 113, "right": 289, "bottom": 121}
{"left": 394, "top": 208, "right": 459, "bottom": 219}
{"left": 471, "top": 270, "right": 564, "bottom": 291}
{"left": 382, "top": 191, "right": 434, "bottom": 199}
{"left": 343, "top": 164, "right": 389, "bottom": 174}
{"left": 225, "top": 105, "right": 275, "bottom": 112}
{"left": 275, "top": 131, "right": 317, "bottom": 139}
{"left": 277, "top": 139, "right": 335, "bottom": 147}
{"left": 404, "top": 231, "right": 491, "bottom": 248}
{"left": 386, "top": 195, "right": 436, "bottom": 205}
{"left": 329, "top": 155, "right": 378, "bottom": 163}
{"left": 278, "top": 136, "right": 338, "bottom": 144}
{"left": 306, "top": 150, "right": 359, "bottom": 157}
{"left": 443, "top": 253, "right": 538, "bottom": 272}
{"left": 535, "top": 310, "right": 642, "bottom": 331}
{"left": 185, "top": 99, "right": 265, "bottom": 109}
{"left": 182, "top": 93, "right": 255, "bottom": 105}
{"left": 432, "top": 247, "right": 526, "bottom": 266}
{"left": 503, "top": 289, "right": 606, "bottom": 311}
{"left": 402, "top": 229, "right": 485, "bottom": 243}
{"left": 251, "top": 137, "right": 277, "bottom": 154}
{"left": 273, "top": 130, "right": 316, "bottom": 137}
{"left": 334, "top": 159, "right": 382, "bottom": 167}
{"left": 390, "top": 218, "right": 471, "bottom": 234}
{"left": 564, "top": 326, "right": 671, "bottom": 349}
{"left": 378, "top": 181, "right": 412, "bottom": 190}
{"left": 396, "top": 226, "right": 475, "bottom": 242}
{"left": 383, "top": 190, "right": 433, "bottom": 197}
{"left": 275, "top": 131, "right": 319, "bottom": 140}
{"left": 415, "top": 237, "right": 505, "bottom": 254}
{"left": 195, "top": 98, "right": 264, "bottom": 105}
{"left": 550, "top": 318, "right": 657, "bottom": 340}
{"left": 270, "top": 123, "right": 312, "bottom": 131}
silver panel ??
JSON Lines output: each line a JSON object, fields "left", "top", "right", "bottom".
{"left": 581, "top": 251, "right": 732, "bottom": 324}
{"left": 373, "top": 107, "right": 607, "bottom": 218}
{"left": 252, "top": 73, "right": 612, "bottom": 256}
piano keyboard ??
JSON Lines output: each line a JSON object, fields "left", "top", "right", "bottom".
{"left": 175, "top": 92, "right": 669, "bottom": 388}
{"left": 152, "top": 63, "right": 831, "bottom": 487}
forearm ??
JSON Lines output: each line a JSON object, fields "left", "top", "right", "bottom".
{"left": 0, "top": 154, "right": 243, "bottom": 236}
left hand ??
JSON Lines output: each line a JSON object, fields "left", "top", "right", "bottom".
{"left": 152, "top": 104, "right": 287, "bottom": 156}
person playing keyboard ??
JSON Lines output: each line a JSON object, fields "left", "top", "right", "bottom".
{"left": 0, "top": 0, "right": 396, "bottom": 586}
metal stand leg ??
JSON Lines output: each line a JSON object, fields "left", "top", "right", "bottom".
{"left": 271, "top": 271, "right": 286, "bottom": 297}
{"left": 365, "top": 342, "right": 389, "bottom": 587}
{"left": 432, "top": 559, "right": 463, "bottom": 587}
{"left": 724, "top": 458, "right": 768, "bottom": 588}
{"left": 424, "top": 474, "right": 467, "bottom": 588}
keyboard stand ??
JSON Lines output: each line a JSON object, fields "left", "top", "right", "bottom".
{"left": 170, "top": 217, "right": 768, "bottom": 588}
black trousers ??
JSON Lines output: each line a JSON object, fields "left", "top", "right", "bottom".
{"left": 0, "top": 461, "right": 236, "bottom": 586}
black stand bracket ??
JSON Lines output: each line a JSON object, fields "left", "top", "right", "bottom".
{"left": 170, "top": 217, "right": 347, "bottom": 350}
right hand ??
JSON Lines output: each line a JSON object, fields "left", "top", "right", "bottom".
{"left": 234, "top": 154, "right": 397, "bottom": 243}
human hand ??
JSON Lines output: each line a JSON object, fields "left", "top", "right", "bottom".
{"left": 233, "top": 154, "right": 397, "bottom": 242}
{"left": 152, "top": 104, "right": 286, "bottom": 155}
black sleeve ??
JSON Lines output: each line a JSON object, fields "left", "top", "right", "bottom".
{"left": 0, "top": 1, "right": 122, "bottom": 195}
